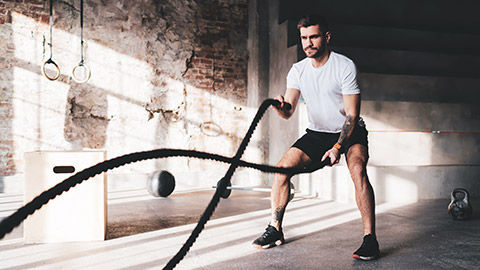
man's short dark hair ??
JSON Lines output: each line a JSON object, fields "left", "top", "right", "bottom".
{"left": 297, "top": 14, "right": 329, "bottom": 34}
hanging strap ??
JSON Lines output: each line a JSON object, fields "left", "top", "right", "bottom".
{"left": 80, "top": 0, "right": 84, "bottom": 64}
{"left": 42, "top": 0, "right": 60, "bottom": 81}
{"left": 48, "top": 0, "right": 53, "bottom": 60}
{"left": 72, "top": 0, "right": 91, "bottom": 83}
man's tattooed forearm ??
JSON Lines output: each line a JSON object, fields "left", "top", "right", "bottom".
{"left": 338, "top": 115, "right": 356, "bottom": 145}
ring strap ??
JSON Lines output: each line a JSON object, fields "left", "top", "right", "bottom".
{"left": 72, "top": 0, "right": 91, "bottom": 83}
{"left": 42, "top": 0, "right": 60, "bottom": 81}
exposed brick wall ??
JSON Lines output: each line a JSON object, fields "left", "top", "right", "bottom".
{"left": 0, "top": 140, "right": 15, "bottom": 175}
{"left": 0, "top": 0, "right": 250, "bottom": 179}
{"left": 0, "top": 0, "right": 48, "bottom": 25}
{"left": 184, "top": 1, "right": 249, "bottom": 99}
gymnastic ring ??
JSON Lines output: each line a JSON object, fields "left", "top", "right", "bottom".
{"left": 200, "top": 121, "right": 223, "bottom": 137}
{"left": 41, "top": 59, "right": 60, "bottom": 81}
{"left": 71, "top": 62, "right": 91, "bottom": 83}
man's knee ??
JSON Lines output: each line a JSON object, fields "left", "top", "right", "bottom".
{"left": 348, "top": 163, "right": 367, "bottom": 182}
{"left": 346, "top": 144, "right": 369, "bottom": 182}
{"left": 275, "top": 158, "right": 290, "bottom": 168}
{"left": 278, "top": 147, "right": 311, "bottom": 168}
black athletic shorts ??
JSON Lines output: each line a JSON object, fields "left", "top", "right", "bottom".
{"left": 291, "top": 122, "right": 369, "bottom": 162}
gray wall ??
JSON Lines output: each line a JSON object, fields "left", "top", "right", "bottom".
{"left": 267, "top": 0, "right": 480, "bottom": 201}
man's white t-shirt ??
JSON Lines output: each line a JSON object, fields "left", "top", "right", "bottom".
{"left": 286, "top": 51, "right": 360, "bottom": 133}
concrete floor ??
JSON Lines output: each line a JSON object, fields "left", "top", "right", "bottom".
{"left": 0, "top": 189, "right": 479, "bottom": 269}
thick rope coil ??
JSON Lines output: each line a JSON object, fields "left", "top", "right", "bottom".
{"left": 0, "top": 99, "right": 331, "bottom": 269}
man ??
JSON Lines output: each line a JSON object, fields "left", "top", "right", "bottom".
{"left": 252, "top": 15, "right": 379, "bottom": 261}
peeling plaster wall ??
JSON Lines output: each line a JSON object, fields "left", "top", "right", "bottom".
{"left": 0, "top": 0, "right": 255, "bottom": 192}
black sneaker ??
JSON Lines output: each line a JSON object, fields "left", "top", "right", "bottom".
{"left": 252, "top": 225, "right": 284, "bottom": 249}
{"left": 352, "top": 234, "right": 380, "bottom": 260}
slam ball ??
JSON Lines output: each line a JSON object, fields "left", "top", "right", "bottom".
{"left": 147, "top": 170, "right": 175, "bottom": 197}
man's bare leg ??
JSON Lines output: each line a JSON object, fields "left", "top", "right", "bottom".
{"left": 347, "top": 144, "right": 379, "bottom": 260}
{"left": 346, "top": 144, "right": 375, "bottom": 235}
{"left": 252, "top": 147, "right": 311, "bottom": 249}
{"left": 270, "top": 147, "right": 311, "bottom": 230}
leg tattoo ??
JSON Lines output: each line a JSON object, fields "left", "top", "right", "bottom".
{"left": 272, "top": 206, "right": 285, "bottom": 226}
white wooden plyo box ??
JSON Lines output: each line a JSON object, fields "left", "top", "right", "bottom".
{"left": 24, "top": 151, "right": 107, "bottom": 243}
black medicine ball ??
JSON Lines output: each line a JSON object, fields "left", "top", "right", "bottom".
{"left": 147, "top": 170, "right": 175, "bottom": 197}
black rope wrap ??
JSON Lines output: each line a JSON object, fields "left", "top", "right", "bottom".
{"left": 0, "top": 99, "right": 331, "bottom": 269}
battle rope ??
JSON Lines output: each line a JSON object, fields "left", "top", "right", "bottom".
{"left": 163, "top": 99, "right": 319, "bottom": 269}
{"left": 0, "top": 99, "right": 331, "bottom": 269}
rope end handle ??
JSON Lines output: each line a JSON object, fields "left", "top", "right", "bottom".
{"left": 321, "top": 157, "right": 331, "bottom": 167}
{"left": 269, "top": 99, "right": 292, "bottom": 111}
{"left": 300, "top": 157, "right": 331, "bottom": 174}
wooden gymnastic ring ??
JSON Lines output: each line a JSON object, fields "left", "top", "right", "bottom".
{"left": 41, "top": 59, "right": 60, "bottom": 81}
{"left": 71, "top": 62, "right": 91, "bottom": 83}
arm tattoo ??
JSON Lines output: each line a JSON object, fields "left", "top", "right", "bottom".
{"left": 337, "top": 115, "right": 357, "bottom": 146}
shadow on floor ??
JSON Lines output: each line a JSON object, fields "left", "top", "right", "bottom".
{"left": 106, "top": 189, "right": 271, "bottom": 239}
{"left": 201, "top": 199, "right": 480, "bottom": 270}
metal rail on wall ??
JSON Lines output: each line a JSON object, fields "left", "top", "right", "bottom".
{"left": 369, "top": 130, "right": 480, "bottom": 134}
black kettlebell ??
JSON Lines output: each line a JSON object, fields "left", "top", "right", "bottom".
{"left": 448, "top": 188, "right": 473, "bottom": 220}
{"left": 147, "top": 170, "right": 175, "bottom": 197}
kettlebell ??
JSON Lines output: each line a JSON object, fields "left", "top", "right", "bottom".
{"left": 147, "top": 170, "right": 175, "bottom": 197}
{"left": 448, "top": 188, "right": 473, "bottom": 220}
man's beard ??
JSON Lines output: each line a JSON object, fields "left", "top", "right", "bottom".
{"left": 304, "top": 43, "right": 326, "bottom": 58}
